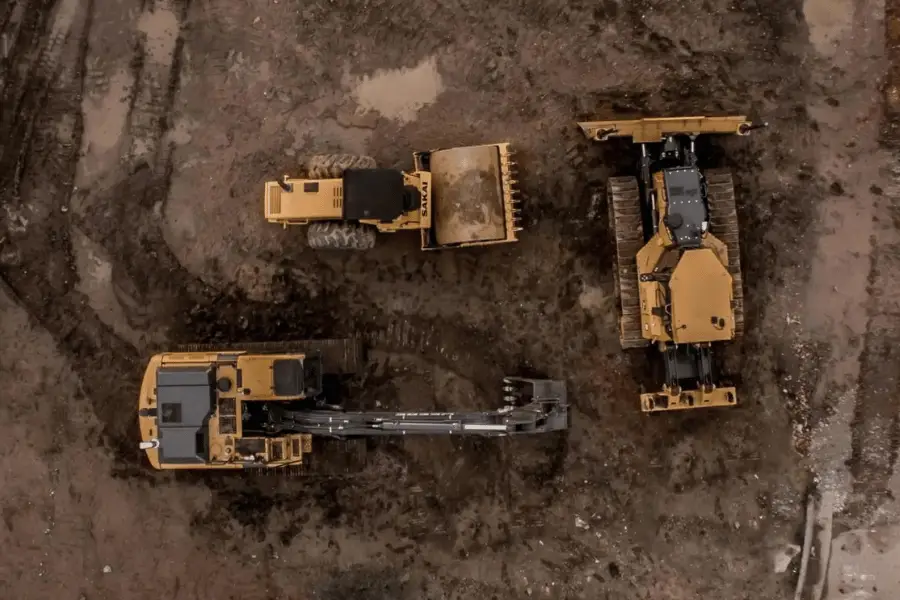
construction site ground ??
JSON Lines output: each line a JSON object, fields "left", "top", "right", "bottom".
{"left": 1, "top": 0, "right": 898, "bottom": 598}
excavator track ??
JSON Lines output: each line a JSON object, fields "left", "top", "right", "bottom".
{"left": 174, "top": 338, "right": 365, "bottom": 375}
{"left": 704, "top": 170, "right": 744, "bottom": 338}
{"left": 607, "top": 176, "right": 648, "bottom": 349}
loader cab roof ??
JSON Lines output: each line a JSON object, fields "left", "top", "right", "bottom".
{"left": 155, "top": 365, "right": 215, "bottom": 464}
{"left": 662, "top": 167, "right": 707, "bottom": 248}
{"left": 342, "top": 168, "right": 416, "bottom": 222}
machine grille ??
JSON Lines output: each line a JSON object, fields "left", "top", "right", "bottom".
{"left": 270, "top": 441, "right": 285, "bottom": 461}
{"left": 218, "top": 398, "right": 236, "bottom": 434}
{"left": 219, "top": 397, "right": 235, "bottom": 416}
{"left": 219, "top": 416, "right": 236, "bottom": 434}
{"left": 268, "top": 186, "right": 282, "bottom": 214}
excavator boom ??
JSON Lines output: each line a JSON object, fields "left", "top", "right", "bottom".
{"left": 267, "top": 378, "right": 568, "bottom": 437}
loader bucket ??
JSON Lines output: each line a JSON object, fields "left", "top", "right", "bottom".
{"left": 427, "top": 143, "right": 518, "bottom": 248}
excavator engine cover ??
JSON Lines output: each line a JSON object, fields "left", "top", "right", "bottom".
{"left": 430, "top": 145, "right": 507, "bottom": 246}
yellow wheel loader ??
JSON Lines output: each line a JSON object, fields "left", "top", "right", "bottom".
{"left": 137, "top": 339, "right": 568, "bottom": 471}
{"left": 577, "top": 116, "right": 767, "bottom": 413}
{"left": 264, "top": 143, "right": 522, "bottom": 250}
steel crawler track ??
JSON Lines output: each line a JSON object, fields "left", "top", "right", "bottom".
{"left": 607, "top": 176, "right": 648, "bottom": 349}
{"left": 704, "top": 170, "right": 744, "bottom": 338}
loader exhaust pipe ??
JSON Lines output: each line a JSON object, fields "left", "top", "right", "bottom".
{"left": 276, "top": 176, "right": 293, "bottom": 192}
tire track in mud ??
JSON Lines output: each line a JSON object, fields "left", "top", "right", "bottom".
{"left": 0, "top": 0, "right": 71, "bottom": 199}
{"left": 845, "top": 163, "right": 900, "bottom": 524}
{"left": 0, "top": 0, "right": 155, "bottom": 475}
{"left": 361, "top": 315, "right": 510, "bottom": 396}
{"left": 789, "top": 2, "right": 900, "bottom": 549}
{"left": 73, "top": 0, "right": 207, "bottom": 317}
{"left": 0, "top": 0, "right": 192, "bottom": 476}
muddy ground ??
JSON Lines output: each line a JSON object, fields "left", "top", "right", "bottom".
{"left": 0, "top": 0, "right": 897, "bottom": 598}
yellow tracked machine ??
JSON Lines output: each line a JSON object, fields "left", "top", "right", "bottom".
{"left": 264, "top": 144, "right": 522, "bottom": 250}
{"left": 578, "top": 116, "right": 766, "bottom": 413}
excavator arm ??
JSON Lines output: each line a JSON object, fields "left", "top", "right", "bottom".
{"left": 263, "top": 377, "right": 568, "bottom": 438}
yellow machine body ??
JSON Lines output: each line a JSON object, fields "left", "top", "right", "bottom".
{"left": 264, "top": 143, "right": 522, "bottom": 250}
{"left": 265, "top": 172, "right": 430, "bottom": 231}
{"left": 137, "top": 340, "right": 571, "bottom": 472}
{"left": 582, "top": 115, "right": 762, "bottom": 413}
{"left": 139, "top": 351, "right": 315, "bottom": 470}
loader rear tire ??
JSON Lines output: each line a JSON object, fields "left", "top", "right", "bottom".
{"left": 307, "top": 221, "right": 377, "bottom": 251}
{"left": 305, "top": 154, "right": 377, "bottom": 179}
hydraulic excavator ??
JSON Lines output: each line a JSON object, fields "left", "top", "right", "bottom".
{"left": 137, "top": 339, "right": 568, "bottom": 470}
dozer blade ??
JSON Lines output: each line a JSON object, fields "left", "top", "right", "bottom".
{"left": 428, "top": 143, "right": 518, "bottom": 248}
{"left": 578, "top": 116, "right": 752, "bottom": 143}
{"left": 607, "top": 176, "right": 648, "bottom": 349}
{"left": 173, "top": 338, "right": 365, "bottom": 375}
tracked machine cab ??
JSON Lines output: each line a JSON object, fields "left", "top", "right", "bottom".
{"left": 578, "top": 116, "right": 766, "bottom": 413}
{"left": 138, "top": 340, "right": 568, "bottom": 471}
{"left": 264, "top": 143, "right": 522, "bottom": 251}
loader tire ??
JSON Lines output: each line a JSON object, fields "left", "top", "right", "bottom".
{"left": 305, "top": 154, "right": 376, "bottom": 179}
{"left": 607, "top": 176, "right": 648, "bottom": 349}
{"left": 704, "top": 169, "right": 744, "bottom": 339}
{"left": 307, "top": 221, "right": 377, "bottom": 250}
